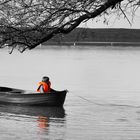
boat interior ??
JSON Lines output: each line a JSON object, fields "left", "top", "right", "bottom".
{"left": 0, "top": 87, "right": 24, "bottom": 94}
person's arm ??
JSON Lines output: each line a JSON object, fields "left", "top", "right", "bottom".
{"left": 40, "top": 85, "right": 44, "bottom": 93}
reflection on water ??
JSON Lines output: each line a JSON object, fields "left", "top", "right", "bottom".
{"left": 0, "top": 105, "right": 65, "bottom": 118}
{"left": 38, "top": 116, "right": 49, "bottom": 129}
{"left": 0, "top": 105, "right": 66, "bottom": 139}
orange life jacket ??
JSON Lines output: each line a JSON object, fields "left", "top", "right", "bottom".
{"left": 37, "top": 81, "right": 51, "bottom": 93}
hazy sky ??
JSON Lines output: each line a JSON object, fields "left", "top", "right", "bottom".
{"left": 80, "top": 10, "right": 140, "bottom": 29}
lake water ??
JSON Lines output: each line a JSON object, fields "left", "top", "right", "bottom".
{"left": 1, "top": 46, "right": 140, "bottom": 139}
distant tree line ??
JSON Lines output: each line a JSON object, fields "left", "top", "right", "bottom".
{"left": 43, "top": 28, "right": 140, "bottom": 45}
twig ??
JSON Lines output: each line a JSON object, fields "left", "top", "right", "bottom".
{"left": 119, "top": 5, "right": 132, "bottom": 26}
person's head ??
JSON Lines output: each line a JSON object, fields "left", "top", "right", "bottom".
{"left": 42, "top": 76, "right": 49, "bottom": 83}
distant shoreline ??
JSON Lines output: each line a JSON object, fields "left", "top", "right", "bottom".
{"left": 42, "top": 41, "right": 140, "bottom": 47}
{"left": 51, "top": 41, "right": 140, "bottom": 46}
{"left": 37, "top": 42, "right": 140, "bottom": 50}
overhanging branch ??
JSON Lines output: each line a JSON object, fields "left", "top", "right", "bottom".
{"left": 0, "top": 0, "right": 138, "bottom": 52}
{"left": 28, "top": 0, "right": 123, "bottom": 50}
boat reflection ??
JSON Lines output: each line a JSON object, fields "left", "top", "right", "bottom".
{"left": 0, "top": 105, "right": 66, "bottom": 130}
{"left": 0, "top": 105, "right": 65, "bottom": 118}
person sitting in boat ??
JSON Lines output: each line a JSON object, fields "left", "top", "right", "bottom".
{"left": 37, "top": 76, "right": 51, "bottom": 93}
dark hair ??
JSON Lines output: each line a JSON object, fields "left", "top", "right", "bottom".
{"left": 42, "top": 76, "right": 49, "bottom": 82}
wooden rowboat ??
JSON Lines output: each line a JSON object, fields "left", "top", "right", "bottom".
{"left": 0, "top": 86, "right": 67, "bottom": 106}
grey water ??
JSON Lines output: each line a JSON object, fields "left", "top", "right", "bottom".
{"left": 1, "top": 46, "right": 140, "bottom": 139}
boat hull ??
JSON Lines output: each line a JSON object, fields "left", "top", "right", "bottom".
{"left": 0, "top": 87, "right": 67, "bottom": 106}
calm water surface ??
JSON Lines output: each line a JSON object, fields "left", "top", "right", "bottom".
{"left": 1, "top": 46, "right": 140, "bottom": 139}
